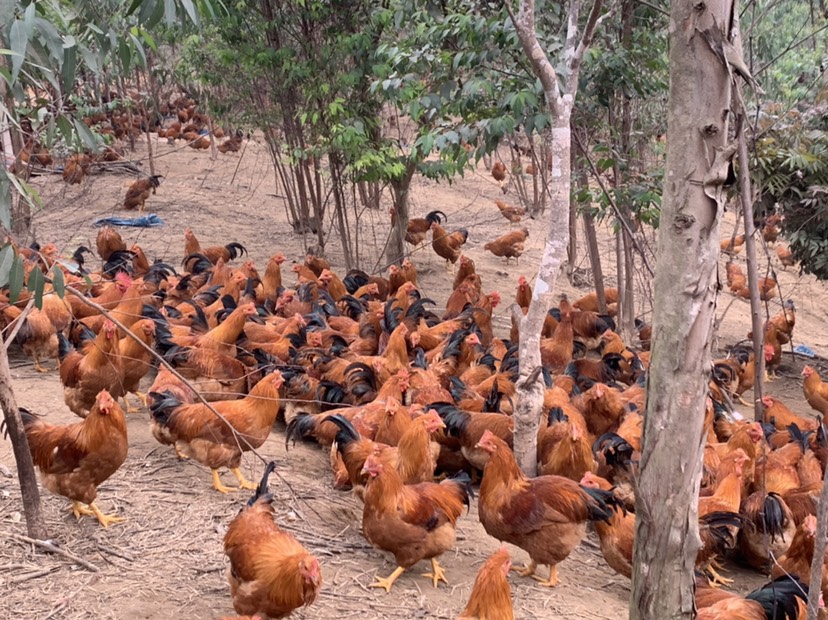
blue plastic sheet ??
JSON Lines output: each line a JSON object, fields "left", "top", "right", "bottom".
{"left": 93, "top": 214, "right": 165, "bottom": 227}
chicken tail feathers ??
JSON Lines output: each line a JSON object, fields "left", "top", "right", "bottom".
{"left": 580, "top": 485, "right": 625, "bottom": 523}
{"left": 443, "top": 470, "right": 475, "bottom": 510}
{"left": 760, "top": 493, "right": 790, "bottom": 541}
{"left": 425, "top": 211, "right": 447, "bottom": 225}
{"left": 285, "top": 412, "right": 319, "bottom": 447}
{"left": 699, "top": 511, "right": 744, "bottom": 553}
{"left": 224, "top": 242, "right": 247, "bottom": 261}
{"left": 246, "top": 461, "right": 277, "bottom": 507}
{"left": 148, "top": 390, "right": 184, "bottom": 426}
{"left": 57, "top": 332, "right": 74, "bottom": 361}
{"left": 745, "top": 575, "right": 808, "bottom": 620}
{"left": 1, "top": 407, "right": 40, "bottom": 439}
{"left": 592, "top": 432, "right": 634, "bottom": 469}
{"left": 325, "top": 414, "right": 360, "bottom": 453}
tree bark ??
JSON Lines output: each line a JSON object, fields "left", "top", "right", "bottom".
{"left": 584, "top": 212, "right": 607, "bottom": 313}
{"left": 566, "top": 131, "right": 578, "bottom": 282}
{"left": 629, "top": 0, "right": 734, "bottom": 617}
{"left": 0, "top": 339, "right": 47, "bottom": 539}
{"left": 386, "top": 163, "right": 416, "bottom": 267}
{"left": 507, "top": 0, "right": 608, "bottom": 475}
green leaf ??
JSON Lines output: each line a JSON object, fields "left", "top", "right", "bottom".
{"left": 0, "top": 170, "right": 10, "bottom": 230}
{"left": 27, "top": 264, "right": 45, "bottom": 310}
{"left": 164, "top": 0, "right": 176, "bottom": 26}
{"left": 8, "top": 257, "right": 24, "bottom": 304}
{"left": 130, "top": 34, "right": 147, "bottom": 68}
{"left": 62, "top": 43, "right": 76, "bottom": 91}
{"left": 0, "top": 246, "right": 14, "bottom": 288}
{"left": 180, "top": 0, "right": 199, "bottom": 26}
{"left": 10, "top": 20, "right": 28, "bottom": 82}
{"left": 56, "top": 115, "right": 73, "bottom": 143}
{"left": 73, "top": 119, "right": 99, "bottom": 152}
{"left": 50, "top": 265, "right": 65, "bottom": 298}
{"left": 119, "top": 39, "right": 132, "bottom": 73}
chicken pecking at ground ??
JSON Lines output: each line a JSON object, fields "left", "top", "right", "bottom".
{"left": 124, "top": 175, "right": 163, "bottom": 211}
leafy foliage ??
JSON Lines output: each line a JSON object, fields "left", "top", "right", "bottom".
{"left": 754, "top": 91, "right": 828, "bottom": 278}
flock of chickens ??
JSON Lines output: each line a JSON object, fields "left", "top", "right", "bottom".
{"left": 0, "top": 188, "right": 825, "bottom": 618}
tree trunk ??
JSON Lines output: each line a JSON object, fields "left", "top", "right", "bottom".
{"left": 566, "top": 132, "right": 578, "bottom": 282}
{"left": 584, "top": 212, "right": 607, "bottom": 313}
{"left": 0, "top": 341, "right": 47, "bottom": 539}
{"left": 386, "top": 163, "right": 416, "bottom": 268}
{"left": 512, "top": 116, "right": 572, "bottom": 475}
{"left": 629, "top": 0, "right": 734, "bottom": 617}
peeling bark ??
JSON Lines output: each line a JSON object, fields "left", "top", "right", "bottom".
{"left": 629, "top": 0, "right": 735, "bottom": 617}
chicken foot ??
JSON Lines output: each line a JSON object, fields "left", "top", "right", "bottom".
{"left": 212, "top": 469, "right": 237, "bottom": 494}
{"left": 705, "top": 562, "right": 734, "bottom": 588}
{"left": 230, "top": 467, "right": 258, "bottom": 490}
{"left": 33, "top": 356, "right": 51, "bottom": 373}
{"left": 121, "top": 395, "right": 142, "bottom": 414}
{"left": 511, "top": 559, "right": 538, "bottom": 578}
{"left": 370, "top": 566, "right": 406, "bottom": 593}
{"left": 531, "top": 564, "right": 559, "bottom": 587}
{"left": 71, "top": 501, "right": 125, "bottom": 527}
{"left": 421, "top": 557, "right": 448, "bottom": 588}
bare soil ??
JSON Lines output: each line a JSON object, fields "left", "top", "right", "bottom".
{"left": 1, "top": 135, "right": 827, "bottom": 619}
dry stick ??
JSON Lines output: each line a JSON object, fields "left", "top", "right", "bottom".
{"left": 2, "top": 297, "right": 35, "bottom": 351}
{"left": 6, "top": 533, "right": 99, "bottom": 572}
{"left": 735, "top": 94, "right": 765, "bottom": 421}
{"left": 59, "top": 286, "right": 312, "bottom": 515}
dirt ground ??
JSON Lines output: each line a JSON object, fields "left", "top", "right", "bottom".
{"left": 1, "top": 134, "right": 827, "bottom": 619}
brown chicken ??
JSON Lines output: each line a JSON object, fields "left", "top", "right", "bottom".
{"left": 0, "top": 303, "right": 58, "bottom": 372}
{"left": 777, "top": 244, "right": 796, "bottom": 268}
{"left": 572, "top": 288, "right": 619, "bottom": 313}
{"left": 491, "top": 161, "right": 507, "bottom": 183}
{"left": 537, "top": 408, "right": 596, "bottom": 481}
{"left": 726, "top": 261, "right": 747, "bottom": 293}
{"left": 580, "top": 472, "right": 634, "bottom": 578}
{"left": 59, "top": 321, "right": 125, "bottom": 418}
{"left": 118, "top": 318, "right": 157, "bottom": 411}
{"left": 16, "top": 390, "right": 128, "bottom": 527}
{"left": 736, "top": 277, "right": 778, "bottom": 302}
{"left": 476, "top": 431, "right": 618, "bottom": 587}
{"left": 430, "top": 222, "right": 468, "bottom": 271}
{"left": 696, "top": 576, "right": 808, "bottom": 620}
{"left": 223, "top": 462, "right": 322, "bottom": 619}
{"left": 452, "top": 256, "right": 475, "bottom": 291}
{"left": 392, "top": 210, "right": 447, "bottom": 249}
{"left": 494, "top": 200, "right": 526, "bottom": 226}
{"left": 148, "top": 372, "right": 284, "bottom": 492}
{"left": 802, "top": 365, "right": 828, "bottom": 416}
{"left": 359, "top": 452, "right": 471, "bottom": 592}
{"left": 484, "top": 228, "right": 528, "bottom": 264}
{"left": 63, "top": 154, "right": 91, "bottom": 184}
{"left": 738, "top": 492, "right": 796, "bottom": 571}
{"left": 96, "top": 226, "right": 127, "bottom": 262}
{"left": 457, "top": 548, "right": 514, "bottom": 620}
{"left": 184, "top": 228, "right": 247, "bottom": 265}
{"left": 761, "top": 395, "right": 818, "bottom": 432}
{"left": 721, "top": 234, "right": 745, "bottom": 254}
{"left": 772, "top": 515, "right": 828, "bottom": 607}
{"left": 123, "top": 175, "right": 163, "bottom": 211}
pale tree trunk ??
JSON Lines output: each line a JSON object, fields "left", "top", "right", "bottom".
{"left": 0, "top": 337, "right": 47, "bottom": 539}
{"left": 629, "top": 0, "right": 737, "bottom": 617}
{"left": 507, "top": 0, "right": 610, "bottom": 475}
{"left": 386, "top": 162, "right": 416, "bottom": 268}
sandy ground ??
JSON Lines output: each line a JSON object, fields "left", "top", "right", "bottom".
{"left": 1, "top": 134, "right": 827, "bottom": 619}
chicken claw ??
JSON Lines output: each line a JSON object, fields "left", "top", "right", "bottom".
{"left": 230, "top": 467, "right": 258, "bottom": 490}
{"left": 71, "top": 501, "right": 95, "bottom": 519}
{"left": 421, "top": 558, "right": 448, "bottom": 588}
{"left": 33, "top": 360, "right": 50, "bottom": 373}
{"left": 705, "top": 564, "right": 734, "bottom": 588}
{"left": 212, "top": 469, "right": 236, "bottom": 494}
{"left": 135, "top": 391, "right": 149, "bottom": 408}
{"left": 531, "top": 564, "right": 559, "bottom": 587}
{"left": 370, "top": 566, "right": 406, "bottom": 593}
{"left": 89, "top": 502, "right": 125, "bottom": 528}
{"left": 511, "top": 560, "right": 537, "bottom": 578}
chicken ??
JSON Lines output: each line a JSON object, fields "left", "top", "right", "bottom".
{"left": 538, "top": 409, "right": 596, "bottom": 481}
{"left": 217, "top": 135, "right": 243, "bottom": 154}
{"left": 726, "top": 261, "right": 747, "bottom": 293}
{"left": 96, "top": 226, "right": 127, "bottom": 262}
{"left": 452, "top": 256, "right": 475, "bottom": 291}
{"left": 573, "top": 288, "right": 619, "bottom": 313}
{"left": 431, "top": 222, "right": 468, "bottom": 271}
{"left": 580, "top": 472, "right": 634, "bottom": 578}
{"left": 436, "top": 404, "right": 514, "bottom": 470}
{"left": 761, "top": 395, "right": 818, "bottom": 432}
{"left": 359, "top": 452, "right": 471, "bottom": 592}
{"left": 123, "top": 175, "right": 163, "bottom": 211}
{"left": 802, "top": 365, "right": 828, "bottom": 416}
{"left": 184, "top": 228, "right": 247, "bottom": 265}
{"left": 491, "top": 161, "right": 507, "bottom": 183}
{"left": 148, "top": 372, "right": 284, "bottom": 492}
{"left": 484, "top": 228, "right": 528, "bottom": 264}
{"left": 777, "top": 244, "right": 796, "bottom": 268}
{"left": 393, "top": 210, "right": 447, "bottom": 249}
{"left": 494, "top": 200, "right": 525, "bottom": 226}
{"left": 223, "top": 462, "right": 322, "bottom": 619}
{"left": 16, "top": 391, "right": 127, "bottom": 527}
{"left": 118, "top": 318, "right": 157, "bottom": 412}
{"left": 457, "top": 548, "right": 514, "bottom": 620}
{"left": 772, "top": 515, "right": 827, "bottom": 609}
{"left": 696, "top": 576, "right": 808, "bottom": 620}
{"left": 476, "top": 431, "right": 619, "bottom": 587}
{"left": 721, "top": 234, "right": 745, "bottom": 254}
{"left": 737, "top": 492, "right": 796, "bottom": 571}
{"left": 736, "top": 277, "right": 778, "bottom": 302}
{"left": 59, "top": 321, "right": 126, "bottom": 418}
{"left": 1, "top": 303, "right": 58, "bottom": 372}
{"left": 63, "top": 153, "right": 90, "bottom": 184}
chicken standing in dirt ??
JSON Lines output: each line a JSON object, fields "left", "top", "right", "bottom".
{"left": 359, "top": 452, "right": 472, "bottom": 592}
{"left": 224, "top": 462, "right": 322, "bottom": 619}
{"left": 123, "top": 175, "right": 163, "bottom": 211}
{"left": 457, "top": 547, "right": 514, "bottom": 620}
{"left": 12, "top": 390, "right": 128, "bottom": 527}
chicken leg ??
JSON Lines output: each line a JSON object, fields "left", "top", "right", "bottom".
{"left": 212, "top": 469, "right": 236, "bottom": 494}
{"left": 421, "top": 557, "right": 448, "bottom": 588}
{"left": 33, "top": 355, "right": 49, "bottom": 373}
{"left": 705, "top": 562, "right": 734, "bottom": 588}
{"left": 230, "top": 467, "right": 258, "bottom": 490}
{"left": 71, "top": 501, "right": 95, "bottom": 519}
{"left": 531, "top": 564, "right": 559, "bottom": 587}
{"left": 89, "top": 502, "right": 125, "bottom": 528}
{"left": 121, "top": 396, "right": 141, "bottom": 414}
{"left": 511, "top": 559, "right": 537, "bottom": 578}
{"left": 371, "top": 566, "right": 406, "bottom": 593}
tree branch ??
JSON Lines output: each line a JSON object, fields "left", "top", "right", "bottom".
{"left": 5, "top": 533, "right": 99, "bottom": 572}
{"left": 3, "top": 298, "right": 35, "bottom": 352}
{"left": 568, "top": 0, "right": 612, "bottom": 93}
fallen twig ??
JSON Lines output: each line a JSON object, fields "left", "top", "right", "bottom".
{"left": 6, "top": 533, "right": 100, "bottom": 572}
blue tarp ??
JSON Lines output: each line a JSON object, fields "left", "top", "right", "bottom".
{"left": 93, "top": 214, "right": 165, "bottom": 228}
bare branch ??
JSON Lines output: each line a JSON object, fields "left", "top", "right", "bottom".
{"left": 507, "top": 0, "right": 562, "bottom": 116}
{"left": 568, "top": 0, "right": 611, "bottom": 93}
{"left": 5, "top": 533, "right": 99, "bottom": 572}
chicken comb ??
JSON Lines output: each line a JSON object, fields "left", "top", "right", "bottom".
{"left": 115, "top": 270, "right": 133, "bottom": 287}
